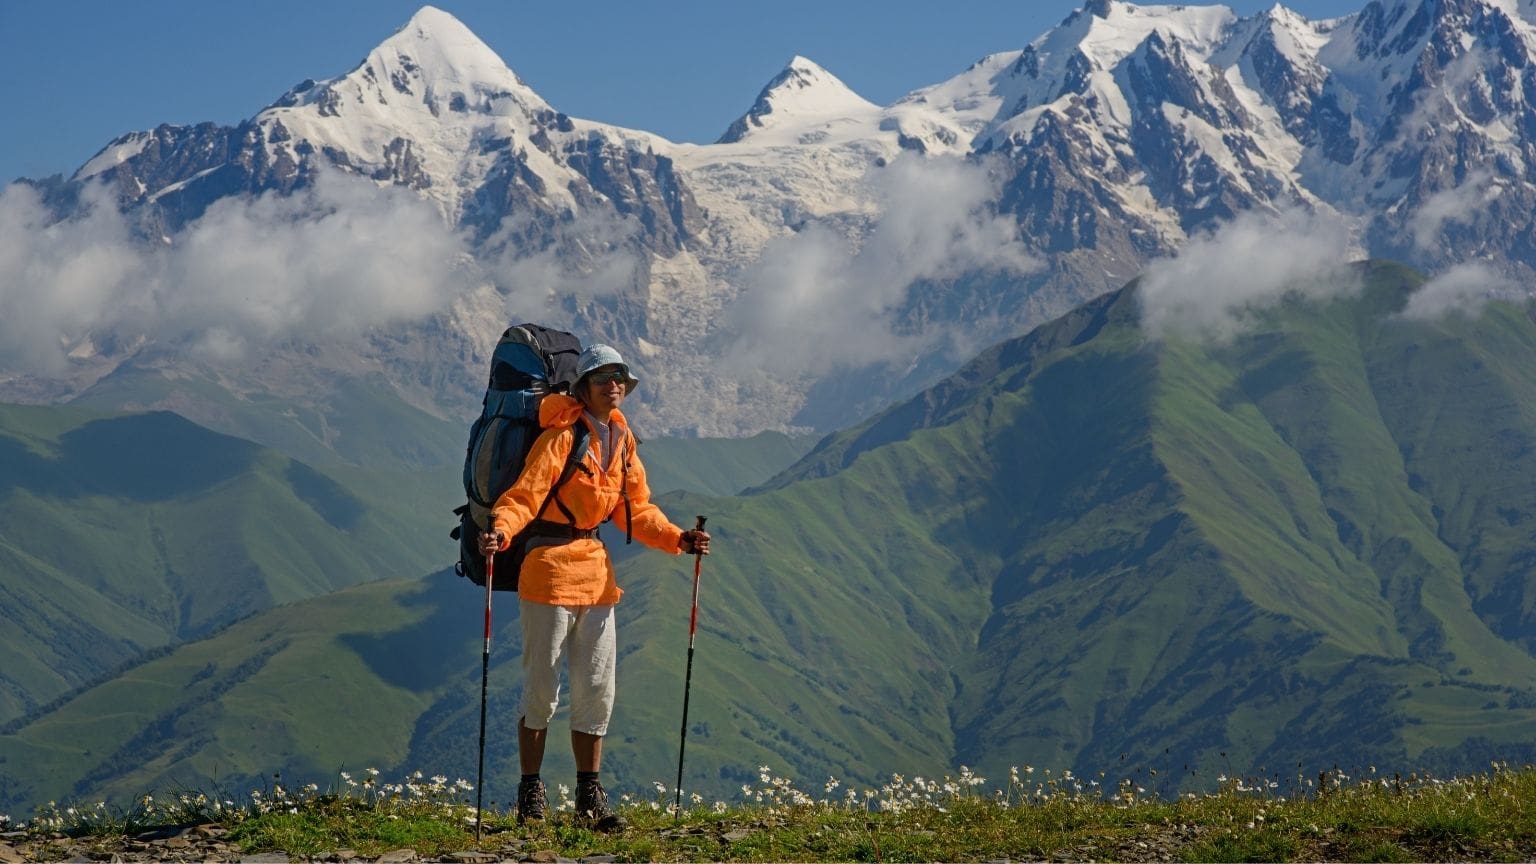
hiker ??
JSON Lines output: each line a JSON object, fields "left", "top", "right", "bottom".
{"left": 478, "top": 343, "right": 710, "bottom": 831}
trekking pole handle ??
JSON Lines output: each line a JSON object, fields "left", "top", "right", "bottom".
{"left": 686, "top": 515, "right": 707, "bottom": 643}
{"left": 483, "top": 548, "right": 495, "bottom": 648}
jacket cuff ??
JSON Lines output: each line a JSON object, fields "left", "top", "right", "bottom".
{"left": 492, "top": 517, "right": 513, "bottom": 551}
{"left": 666, "top": 525, "right": 687, "bottom": 555}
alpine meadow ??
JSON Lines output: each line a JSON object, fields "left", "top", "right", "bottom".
{"left": 4, "top": 0, "right": 1536, "bottom": 836}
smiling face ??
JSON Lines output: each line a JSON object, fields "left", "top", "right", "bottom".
{"left": 579, "top": 364, "right": 628, "bottom": 417}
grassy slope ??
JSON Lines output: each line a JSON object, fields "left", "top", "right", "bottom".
{"left": 949, "top": 265, "right": 1536, "bottom": 785}
{"left": 5, "top": 263, "right": 1534, "bottom": 813}
{"left": 639, "top": 432, "right": 818, "bottom": 496}
{"left": 0, "top": 368, "right": 820, "bottom": 724}
{"left": 0, "top": 576, "right": 455, "bottom": 811}
{"left": 0, "top": 402, "right": 834, "bottom": 811}
{"left": 0, "top": 436, "right": 991, "bottom": 812}
{"left": 0, "top": 404, "right": 456, "bottom": 726}
{"left": 68, "top": 361, "right": 466, "bottom": 470}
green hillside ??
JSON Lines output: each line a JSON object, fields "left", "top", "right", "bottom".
{"left": 640, "top": 431, "right": 818, "bottom": 496}
{"left": 67, "top": 356, "right": 819, "bottom": 491}
{"left": 0, "top": 575, "right": 460, "bottom": 812}
{"left": 0, "top": 404, "right": 458, "bottom": 726}
{"left": 0, "top": 382, "right": 810, "bottom": 731}
{"left": 6, "top": 261, "right": 1535, "bottom": 815}
{"left": 68, "top": 359, "right": 466, "bottom": 470}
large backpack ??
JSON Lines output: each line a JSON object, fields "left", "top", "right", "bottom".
{"left": 452, "top": 323, "right": 589, "bottom": 591}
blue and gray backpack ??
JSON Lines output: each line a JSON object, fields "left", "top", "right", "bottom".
{"left": 452, "top": 323, "right": 589, "bottom": 591}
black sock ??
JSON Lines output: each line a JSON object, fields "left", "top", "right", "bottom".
{"left": 577, "top": 770, "right": 599, "bottom": 785}
{"left": 521, "top": 773, "right": 541, "bottom": 785}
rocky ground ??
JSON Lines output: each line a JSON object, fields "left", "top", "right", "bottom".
{"left": 2, "top": 822, "right": 1522, "bottom": 862}
{"left": 0, "top": 826, "right": 619, "bottom": 864}
{"left": 0, "top": 824, "right": 1186, "bottom": 863}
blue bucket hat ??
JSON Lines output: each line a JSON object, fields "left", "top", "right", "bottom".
{"left": 575, "top": 343, "right": 639, "bottom": 394}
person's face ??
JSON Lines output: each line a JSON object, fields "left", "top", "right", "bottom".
{"left": 581, "top": 364, "right": 627, "bottom": 414}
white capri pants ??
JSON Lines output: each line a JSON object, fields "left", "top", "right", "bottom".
{"left": 519, "top": 600, "right": 617, "bottom": 736}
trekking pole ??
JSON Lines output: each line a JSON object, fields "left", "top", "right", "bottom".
{"left": 475, "top": 538, "right": 495, "bottom": 842}
{"left": 674, "top": 515, "right": 708, "bottom": 817}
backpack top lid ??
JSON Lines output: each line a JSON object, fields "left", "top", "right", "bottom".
{"left": 487, "top": 324, "right": 583, "bottom": 395}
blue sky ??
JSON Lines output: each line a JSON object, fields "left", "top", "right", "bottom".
{"left": 1, "top": 0, "right": 1361, "bottom": 184}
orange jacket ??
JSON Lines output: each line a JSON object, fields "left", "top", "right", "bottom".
{"left": 490, "top": 394, "right": 683, "bottom": 605}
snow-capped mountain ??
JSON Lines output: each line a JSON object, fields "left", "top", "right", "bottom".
{"left": 15, "top": 0, "right": 1536, "bottom": 443}
{"left": 75, "top": 7, "right": 696, "bottom": 254}
{"left": 716, "top": 56, "right": 883, "bottom": 145}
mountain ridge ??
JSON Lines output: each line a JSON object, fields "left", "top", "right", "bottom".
{"left": 13, "top": 0, "right": 1536, "bottom": 443}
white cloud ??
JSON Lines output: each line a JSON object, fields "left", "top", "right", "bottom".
{"left": 722, "top": 154, "right": 1040, "bottom": 377}
{"left": 1408, "top": 171, "right": 1499, "bottom": 254}
{"left": 0, "top": 169, "right": 590, "bottom": 373}
{"left": 155, "top": 169, "right": 472, "bottom": 358}
{"left": 1400, "top": 261, "right": 1518, "bottom": 321}
{"left": 0, "top": 182, "right": 151, "bottom": 373}
{"left": 1138, "top": 207, "right": 1363, "bottom": 343}
{"left": 479, "top": 208, "right": 644, "bottom": 323}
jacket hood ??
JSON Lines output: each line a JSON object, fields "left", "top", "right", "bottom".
{"left": 540, "top": 393, "right": 628, "bottom": 430}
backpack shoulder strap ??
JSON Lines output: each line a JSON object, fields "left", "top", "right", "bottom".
{"left": 535, "top": 422, "right": 592, "bottom": 525}
{"left": 615, "top": 431, "right": 634, "bottom": 545}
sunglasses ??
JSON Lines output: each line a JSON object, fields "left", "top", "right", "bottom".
{"left": 587, "top": 370, "right": 628, "bottom": 386}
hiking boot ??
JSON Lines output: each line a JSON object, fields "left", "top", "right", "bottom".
{"left": 516, "top": 777, "right": 547, "bottom": 824}
{"left": 575, "top": 778, "right": 625, "bottom": 833}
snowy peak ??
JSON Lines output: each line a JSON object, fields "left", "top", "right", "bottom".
{"left": 979, "top": 0, "right": 1244, "bottom": 128}
{"left": 1331, "top": 0, "right": 1518, "bottom": 67}
{"left": 1222, "top": 4, "right": 1334, "bottom": 136}
{"left": 1073, "top": 1, "right": 1239, "bottom": 68}
{"left": 1242, "top": 2, "right": 1337, "bottom": 56}
{"left": 1345, "top": 0, "right": 1434, "bottom": 62}
{"left": 240, "top": 5, "right": 586, "bottom": 220}
{"left": 1318, "top": 0, "right": 1536, "bottom": 134}
{"left": 270, "top": 4, "right": 547, "bottom": 119}
{"left": 716, "top": 56, "right": 879, "bottom": 144}
{"left": 373, "top": 5, "right": 533, "bottom": 96}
